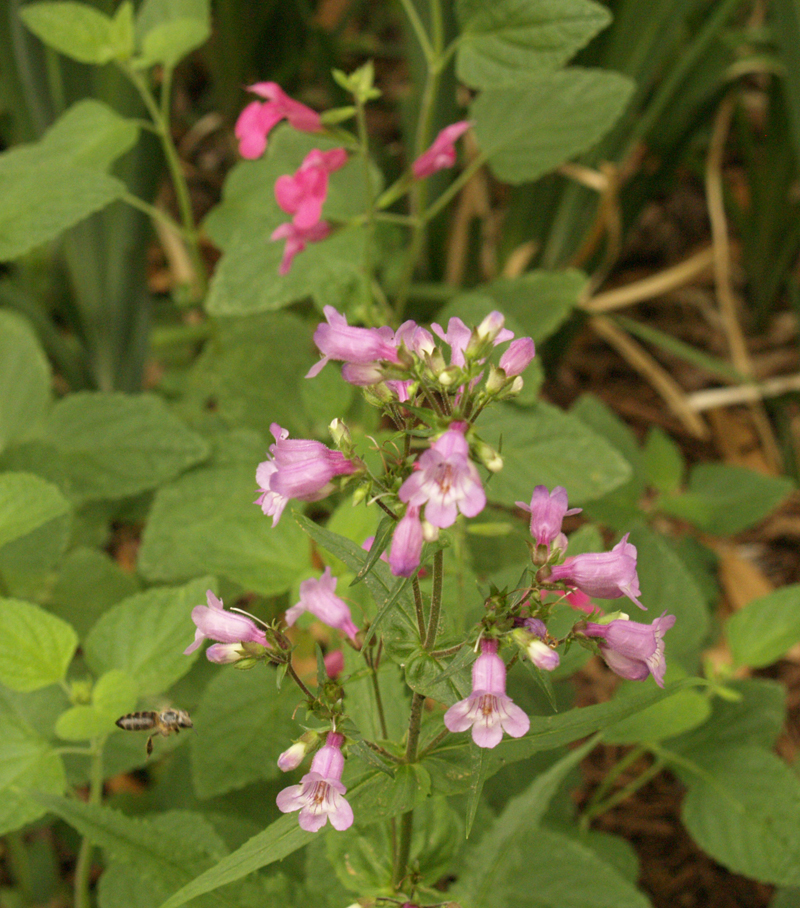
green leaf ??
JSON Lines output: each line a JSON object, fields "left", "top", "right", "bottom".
{"left": 138, "top": 465, "right": 309, "bottom": 597}
{"left": 110, "top": 1, "right": 135, "bottom": 59}
{"left": 0, "top": 311, "right": 51, "bottom": 452}
{"left": 465, "top": 743, "right": 489, "bottom": 838}
{"left": 456, "top": 0, "right": 612, "bottom": 89}
{"left": 642, "top": 427, "right": 684, "bottom": 494}
{"left": 0, "top": 712, "right": 65, "bottom": 834}
{"left": 472, "top": 68, "right": 635, "bottom": 184}
{"left": 181, "top": 313, "right": 316, "bottom": 439}
{"left": 135, "top": 0, "right": 210, "bottom": 66}
{"left": 659, "top": 463, "right": 795, "bottom": 535}
{"left": 0, "top": 598, "right": 77, "bottom": 691}
{"left": 0, "top": 166, "right": 126, "bottom": 261}
{"left": 190, "top": 665, "right": 299, "bottom": 799}
{"left": 403, "top": 646, "right": 472, "bottom": 707}
{"left": 0, "top": 100, "right": 138, "bottom": 261}
{"left": 0, "top": 472, "right": 70, "bottom": 550}
{"left": 456, "top": 747, "right": 650, "bottom": 908}
{"left": 477, "top": 401, "right": 633, "bottom": 506}
{"left": 47, "top": 546, "right": 140, "bottom": 640}
{"left": 424, "top": 680, "right": 694, "bottom": 796}
{"left": 41, "top": 392, "right": 209, "bottom": 502}
{"left": 726, "top": 584, "right": 800, "bottom": 668}
{"left": 681, "top": 746, "right": 800, "bottom": 887}
{"left": 55, "top": 670, "right": 138, "bottom": 741}
{"left": 32, "top": 795, "right": 233, "bottom": 896}
{"left": 204, "top": 128, "right": 378, "bottom": 316}
{"left": 83, "top": 578, "right": 211, "bottom": 698}
{"left": 20, "top": 1, "right": 120, "bottom": 64}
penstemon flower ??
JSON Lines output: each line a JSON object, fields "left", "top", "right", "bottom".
{"left": 255, "top": 423, "right": 358, "bottom": 525}
{"left": 285, "top": 567, "right": 360, "bottom": 642}
{"left": 582, "top": 612, "right": 676, "bottom": 687}
{"left": 388, "top": 504, "right": 424, "bottom": 578}
{"left": 548, "top": 533, "right": 644, "bottom": 609}
{"left": 499, "top": 337, "right": 536, "bottom": 377}
{"left": 184, "top": 591, "right": 268, "bottom": 658}
{"left": 443, "top": 639, "right": 530, "bottom": 748}
{"left": 398, "top": 422, "right": 486, "bottom": 530}
{"left": 517, "top": 485, "right": 581, "bottom": 553}
{"left": 276, "top": 731, "right": 354, "bottom": 831}
{"left": 234, "top": 82, "right": 322, "bottom": 159}
{"left": 514, "top": 618, "right": 560, "bottom": 671}
{"left": 306, "top": 306, "right": 403, "bottom": 379}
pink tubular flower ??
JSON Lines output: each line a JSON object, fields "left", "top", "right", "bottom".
{"left": 285, "top": 567, "right": 359, "bottom": 642}
{"left": 307, "top": 306, "right": 403, "bottom": 379}
{"left": 565, "top": 589, "right": 596, "bottom": 615}
{"left": 234, "top": 82, "right": 322, "bottom": 159}
{"left": 499, "top": 337, "right": 536, "bottom": 376}
{"left": 184, "top": 591, "right": 267, "bottom": 656}
{"left": 399, "top": 423, "right": 486, "bottom": 528}
{"left": 275, "top": 148, "right": 348, "bottom": 229}
{"left": 517, "top": 618, "right": 559, "bottom": 671}
{"left": 412, "top": 121, "right": 472, "bottom": 179}
{"left": 431, "top": 317, "right": 473, "bottom": 368}
{"left": 324, "top": 649, "right": 345, "bottom": 678}
{"left": 255, "top": 424, "right": 357, "bottom": 526}
{"left": 516, "top": 486, "right": 581, "bottom": 551}
{"left": 276, "top": 731, "right": 354, "bottom": 832}
{"left": 548, "top": 533, "right": 644, "bottom": 609}
{"left": 270, "top": 220, "right": 331, "bottom": 276}
{"left": 583, "top": 612, "right": 676, "bottom": 687}
{"left": 443, "top": 640, "right": 530, "bottom": 748}
{"left": 389, "top": 505, "right": 424, "bottom": 577}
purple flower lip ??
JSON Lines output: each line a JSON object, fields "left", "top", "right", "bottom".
{"left": 583, "top": 612, "right": 676, "bottom": 687}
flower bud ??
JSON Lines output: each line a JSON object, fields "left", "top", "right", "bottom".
{"left": 512, "top": 627, "right": 560, "bottom": 672}
{"left": 473, "top": 438, "right": 503, "bottom": 473}
{"left": 277, "top": 730, "right": 320, "bottom": 772}
{"left": 329, "top": 418, "right": 352, "bottom": 451}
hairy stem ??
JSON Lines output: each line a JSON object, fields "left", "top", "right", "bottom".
{"left": 393, "top": 691, "right": 426, "bottom": 890}
{"left": 425, "top": 549, "right": 444, "bottom": 649}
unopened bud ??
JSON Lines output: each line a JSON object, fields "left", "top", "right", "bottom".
{"left": 473, "top": 438, "right": 503, "bottom": 473}
{"left": 512, "top": 628, "right": 560, "bottom": 672}
{"left": 497, "top": 376, "right": 524, "bottom": 400}
{"left": 329, "top": 418, "right": 352, "bottom": 451}
{"left": 472, "top": 311, "right": 506, "bottom": 347}
{"left": 422, "top": 519, "right": 440, "bottom": 543}
{"left": 438, "top": 366, "right": 461, "bottom": 387}
{"left": 277, "top": 730, "right": 319, "bottom": 772}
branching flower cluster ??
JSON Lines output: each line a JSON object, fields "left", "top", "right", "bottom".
{"left": 185, "top": 295, "right": 676, "bottom": 834}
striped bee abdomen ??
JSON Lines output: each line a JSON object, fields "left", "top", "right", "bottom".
{"left": 116, "top": 711, "right": 157, "bottom": 731}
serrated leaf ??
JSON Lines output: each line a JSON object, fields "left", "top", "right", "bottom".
{"left": 83, "top": 578, "right": 211, "bottom": 698}
{"left": 681, "top": 746, "right": 800, "bottom": 886}
{"left": 190, "top": 665, "right": 298, "bottom": 798}
{"left": 456, "top": 0, "right": 612, "bottom": 88}
{"left": 659, "top": 463, "right": 795, "bottom": 535}
{"left": 21, "top": 1, "right": 119, "bottom": 63}
{"left": 0, "top": 713, "right": 65, "bottom": 834}
{"left": 139, "top": 465, "right": 309, "bottom": 596}
{"left": 0, "top": 472, "right": 70, "bottom": 550}
{"left": 40, "top": 392, "right": 209, "bottom": 502}
{"left": 477, "top": 401, "right": 633, "bottom": 506}
{"left": 726, "top": 584, "right": 800, "bottom": 668}
{"left": 472, "top": 68, "right": 635, "bottom": 183}
{"left": 0, "top": 311, "right": 51, "bottom": 452}
{"left": 0, "top": 598, "right": 77, "bottom": 691}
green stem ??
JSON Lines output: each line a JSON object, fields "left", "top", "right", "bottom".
{"left": 580, "top": 745, "right": 646, "bottom": 823}
{"left": 393, "top": 692, "right": 426, "bottom": 890}
{"left": 412, "top": 576, "right": 426, "bottom": 640}
{"left": 397, "top": 0, "right": 434, "bottom": 62}
{"left": 355, "top": 94, "right": 379, "bottom": 323}
{"left": 74, "top": 740, "right": 105, "bottom": 908}
{"left": 120, "top": 191, "right": 190, "bottom": 237}
{"left": 120, "top": 64, "right": 207, "bottom": 301}
{"left": 580, "top": 757, "right": 665, "bottom": 829}
{"left": 5, "top": 831, "right": 33, "bottom": 903}
{"left": 287, "top": 663, "right": 316, "bottom": 700}
{"left": 424, "top": 549, "right": 444, "bottom": 649}
{"left": 370, "top": 660, "right": 389, "bottom": 739}
{"left": 418, "top": 724, "right": 450, "bottom": 759}
{"left": 422, "top": 152, "right": 488, "bottom": 225}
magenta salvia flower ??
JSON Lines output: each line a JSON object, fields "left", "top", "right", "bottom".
{"left": 255, "top": 424, "right": 357, "bottom": 526}
{"left": 389, "top": 504, "right": 424, "bottom": 577}
{"left": 270, "top": 220, "right": 330, "bottom": 275}
{"left": 274, "top": 148, "right": 348, "bottom": 229}
{"left": 443, "top": 639, "right": 530, "bottom": 748}
{"left": 234, "top": 82, "right": 322, "bottom": 159}
{"left": 184, "top": 591, "right": 268, "bottom": 657}
{"left": 399, "top": 423, "right": 486, "bottom": 528}
{"left": 307, "top": 306, "right": 403, "bottom": 379}
{"left": 285, "top": 567, "right": 359, "bottom": 642}
{"left": 276, "top": 731, "right": 354, "bottom": 832}
{"left": 412, "top": 120, "right": 472, "bottom": 179}
{"left": 517, "top": 486, "right": 581, "bottom": 551}
{"left": 499, "top": 337, "right": 536, "bottom": 376}
{"left": 583, "top": 612, "right": 676, "bottom": 687}
{"left": 548, "top": 533, "right": 644, "bottom": 609}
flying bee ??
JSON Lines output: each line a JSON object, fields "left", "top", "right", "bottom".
{"left": 115, "top": 708, "right": 193, "bottom": 756}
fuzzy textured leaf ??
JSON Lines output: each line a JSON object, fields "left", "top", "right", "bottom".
{"left": 0, "top": 472, "right": 70, "bottom": 550}
{"left": 0, "top": 311, "right": 51, "bottom": 452}
{"left": 0, "top": 598, "right": 77, "bottom": 691}
{"left": 726, "top": 584, "right": 800, "bottom": 668}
